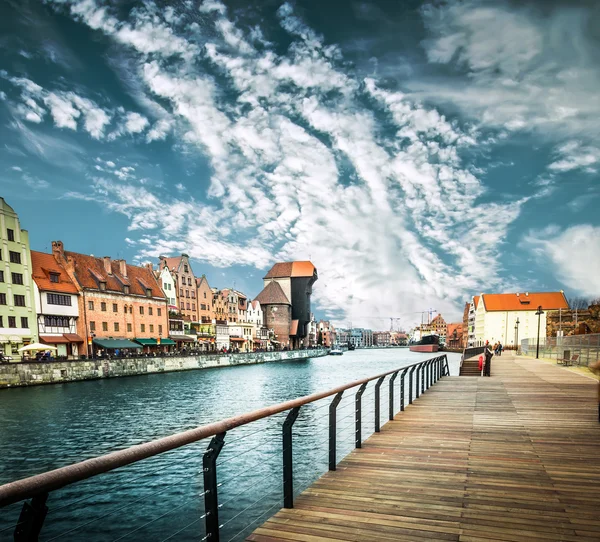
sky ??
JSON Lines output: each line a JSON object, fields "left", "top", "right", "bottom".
{"left": 1, "top": 0, "right": 599, "bottom": 330}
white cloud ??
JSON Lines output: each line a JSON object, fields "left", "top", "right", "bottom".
{"left": 10, "top": 166, "right": 22, "bottom": 172}
{"left": 525, "top": 225, "right": 600, "bottom": 297}
{"left": 124, "top": 112, "right": 148, "bottom": 134}
{"left": 548, "top": 141, "right": 600, "bottom": 174}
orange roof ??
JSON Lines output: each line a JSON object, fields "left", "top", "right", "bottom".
{"left": 31, "top": 251, "right": 79, "bottom": 294}
{"left": 264, "top": 261, "right": 316, "bottom": 279}
{"left": 481, "top": 292, "right": 569, "bottom": 312}
{"left": 447, "top": 323, "right": 463, "bottom": 336}
{"left": 255, "top": 281, "right": 290, "bottom": 305}
{"left": 65, "top": 251, "right": 165, "bottom": 299}
{"left": 473, "top": 296, "right": 480, "bottom": 308}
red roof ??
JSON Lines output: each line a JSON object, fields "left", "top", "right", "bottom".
{"left": 65, "top": 252, "right": 165, "bottom": 299}
{"left": 255, "top": 281, "right": 290, "bottom": 305}
{"left": 481, "top": 292, "right": 568, "bottom": 312}
{"left": 473, "top": 296, "right": 480, "bottom": 308}
{"left": 31, "top": 251, "right": 79, "bottom": 294}
{"left": 264, "top": 261, "right": 316, "bottom": 279}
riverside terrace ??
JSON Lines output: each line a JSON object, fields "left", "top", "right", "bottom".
{"left": 1, "top": 354, "right": 599, "bottom": 541}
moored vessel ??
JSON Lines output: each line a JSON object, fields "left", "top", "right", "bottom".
{"left": 409, "top": 334, "right": 439, "bottom": 353}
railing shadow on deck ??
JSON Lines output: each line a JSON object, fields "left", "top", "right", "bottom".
{"left": 0, "top": 355, "right": 450, "bottom": 542}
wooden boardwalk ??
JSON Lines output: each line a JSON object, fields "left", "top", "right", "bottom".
{"left": 248, "top": 357, "right": 600, "bottom": 542}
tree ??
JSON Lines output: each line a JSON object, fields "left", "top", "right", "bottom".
{"left": 568, "top": 297, "right": 600, "bottom": 309}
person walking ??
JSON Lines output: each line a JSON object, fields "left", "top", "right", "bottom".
{"left": 484, "top": 340, "right": 494, "bottom": 377}
{"left": 498, "top": 342, "right": 503, "bottom": 356}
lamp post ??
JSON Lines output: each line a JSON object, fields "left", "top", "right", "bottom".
{"left": 514, "top": 318, "right": 520, "bottom": 352}
{"left": 535, "top": 306, "right": 544, "bottom": 359}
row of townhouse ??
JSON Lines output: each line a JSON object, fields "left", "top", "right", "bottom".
{"left": 1, "top": 198, "right": 318, "bottom": 359}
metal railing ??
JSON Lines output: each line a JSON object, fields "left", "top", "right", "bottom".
{"left": 521, "top": 334, "right": 600, "bottom": 364}
{"left": 0, "top": 355, "right": 450, "bottom": 541}
{"left": 461, "top": 346, "right": 485, "bottom": 367}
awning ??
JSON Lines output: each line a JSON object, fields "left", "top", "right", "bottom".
{"left": 40, "top": 335, "right": 70, "bottom": 344}
{"left": 93, "top": 339, "right": 142, "bottom": 349}
{"left": 158, "top": 338, "right": 176, "bottom": 346}
{"left": 230, "top": 337, "right": 245, "bottom": 342}
{"left": 64, "top": 334, "right": 84, "bottom": 343}
{"left": 290, "top": 320, "right": 299, "bottom": 336}
{"left": 171, "top": 335, "right": 195, "bottom": 343}
{"left": 134, "top": 338, "right": 177, "bottom": 346}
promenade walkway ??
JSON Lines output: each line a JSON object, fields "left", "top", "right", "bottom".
{"left": 248, "top": 356, "right": 600, "bottom": 541}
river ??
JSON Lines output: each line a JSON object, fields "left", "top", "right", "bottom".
{"left": 0, "top": 348, "right": 460, "bottom": 541}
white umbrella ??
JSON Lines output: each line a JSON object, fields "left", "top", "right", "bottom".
{"left": 18, "top": 343, "right": 58, "bottom": 352}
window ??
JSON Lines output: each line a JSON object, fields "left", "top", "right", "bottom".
{"left": 158, "top": 325, "right": 162, "bottom": 335}
{"left": 9, "top": 251, "right": 21, "bottom": 264}
{"left": 0, "top": 271, "right": 3, "bottom": 282}
{"left": 186, "top": 302, "right": 190, "bottom": 310}
{"left": 201, "top": 304, "right": 206, "bottom": 310}
{"left": 148, "top": 307, "right": 153, "bottom": 316}
{"left": 88, "top": 301, "right": 94, "bottom": 310}
{"left": 149, "top": 324, "right": 154, "bottom": 333}
{"left": 101, "top": 302, "right": 107, "bottom": 312}
{"left": 49, "top": 272, "right": 59, "bottom": 283}
{"left": 14, "top": 294, "right": 26, "bottom": 307}
{"left": 186, "top": 290, "right": 189, "bottom": 298}
{"left": 146, "top": 288, "right": 152, "bottom": 297}
{"left": 113, "top": 303, "right": 118, "bottom": 313}
{"left": 8, "top": 316, "right": 16, "bottom": 328}
{"left": 164, "top": 282, "right": 168, "bottom": 290}
{"left": 7, "top": 229, "right": 14, "bottom": 242}
{"left": 192, "top": 303, "right": 195, "bottom": 311}
{"left": 180, "top": 288, "right": 183, "bottom": 297}
{"left": 184, "top": 265, "right": 188, "bottom": 273}
{"left": 90, "top": 321, "right": 96, "bottom": 331}
{"left": 204, "top": 292, "right": 206, "bottom": 299}
{"left": 99, "top": 281, "right": 106, "bottom": 291}
{"left": 188, "top": 277, "right": 192, "bottom": 286}
{"left": 139, "top": 306, "right": 144, "bottom": 315}
{"left": 102, "top": 322, "right": 108, "bottom": 332}
{"left": 44, "top": 316, "right": 69, "bottom": 327}
{"left": 141, "top": 323, "right": 145, "bottom": 332}
{"left": 21, "top": 317, "right": 28, "bottom": 328}
{"left": 124, "top": 285, "right": 130, "bottom": 294}
{"left": 47, "top": 293, "right": 71, "bottom": 306}
{"left": 114, "top": 322, "right": 119, "bottom": 332}
{"left": 127, "top": 323, "right": 132, "bottom": 332}
{"left": 157, "top": 308, "right": 161, "bottom": 316}
{"left": 191, "top": 291, "right": 195, "bottom": 299}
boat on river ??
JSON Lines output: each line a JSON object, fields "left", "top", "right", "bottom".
{"left": 409, "top": 334, "right": 439, "bottom": 353}
{"left": 329, "top": 348, "right": 343, "bottom": 356}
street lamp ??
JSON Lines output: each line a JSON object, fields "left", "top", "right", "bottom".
{"left": 514, "top": 318, "right": 520, "bottom": 352}
{"left": 535, "top": 306, "right": 544, "bottom": 359}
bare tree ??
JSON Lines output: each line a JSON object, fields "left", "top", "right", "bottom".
{"left": 567, "top": 296, "right": 600, "bottom": 309}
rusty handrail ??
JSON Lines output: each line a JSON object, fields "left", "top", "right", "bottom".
{"left": 0, "top": 355, "right": 448, "bottom": 508}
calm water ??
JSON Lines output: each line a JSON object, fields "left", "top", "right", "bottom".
{"left": 0, "top": 349, "right": 460, "bottom": 541}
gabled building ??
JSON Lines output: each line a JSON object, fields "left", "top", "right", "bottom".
{"left": 472, "top": 291, "right": 569, "bottom": 347}
{"left": 52, "top": 241, "right": 170, "bottom": 356}
{"left": 446, "top": 323, "right": 464, "bottom": 349}
{"left": 158, "top": 254, "right": 198, "bottom": 325}
{"left": 248, "top": 300, "right": 269, "bottom": 349}
{"left": 31, "top": 250, "right": 82, "bottom": 358}
{"left": 195, "top": 275, "right": 215, "bottom": 350}
{"left": 259, "top": 261, "right": 318, "bottom": 349}
{"left": 0, "top": 198, "right": 38, "bottom": 357}
{"left": 255, "top": 280, "right": 292, "bottom": 348}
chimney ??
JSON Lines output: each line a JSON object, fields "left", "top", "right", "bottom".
{"left": 525, "top": 292, "right": 529, "bottom": 296}
{"left": 119, "top": 260, "right": 127, "bottom": 278}
{"left": 103, "top": 256, "right": 112, "bottom": 275}
{"left": 516, "top": 292, "right": 519, "bottom": 297}
{"left": 52, "top": 240, "right": 65, "bottom": 262}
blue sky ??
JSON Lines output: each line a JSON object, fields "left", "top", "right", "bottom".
{"left": 1, "top": 0, "right": 599, "bottom": 328}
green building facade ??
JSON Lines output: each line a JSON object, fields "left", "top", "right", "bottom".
{"left": 0, "top": 198, "right": 38, "bottom": 357}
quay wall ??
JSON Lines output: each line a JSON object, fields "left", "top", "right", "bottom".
{"left": 0, "top": 349, "right": 328, "bottom": 389}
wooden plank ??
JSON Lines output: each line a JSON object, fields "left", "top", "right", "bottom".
{"left": 247, "top": 356, "right": 600, "bottom": 541}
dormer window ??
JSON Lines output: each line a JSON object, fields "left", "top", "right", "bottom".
{"left": 146, "top": 288, "right": 152, "bottom": 297}
{"left": 49, "top": 272, "right": 59, "bottom": 283}
{"left": 99, "top": 281, "right": 107, "bottom": 291}
{"left": 124, "top": 285, "right": 130, "bottom": 294}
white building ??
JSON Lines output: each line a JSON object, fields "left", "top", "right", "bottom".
{"left": 31, "top": 251, "right": 82, "bottom": 359}
{"left": 471, "top": 292, "right": 569, "bottom": 347}
{"left": 157, "top": 266, "right": 177, "bottom": 309}
{"left": 215, "top": 323, "right": 229, "bottom": 351}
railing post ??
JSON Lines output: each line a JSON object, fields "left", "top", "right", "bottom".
{"left": 415, "top": 365, "right": 421, "bottom": 399}
{"left": 400, "top": 369, "right": 408, "bottom": 411}
{"left": 425, "top": 360, "right": 430, "bottom": 389}
{"left": 443, "top": 355, "right": 449, "bottom": 376}
{"left": 355, "top": 383, "right": 368, "bottom": 448}
{"left": 14, "top": 492, "right": 48, "bottom": 542}
{"left": 374, "top": 376, "right": 385, "bottom": 432}
{"left": 389, "top": 371, "right": 399, "bottom": 421}
{"left": 203, "top": 432, "right": 226, "bottom": 541}
{"left": 283, "top": 407, "right": 300, "bottom": 509}
{"left": 408, "top": 366, "right": 417, "bottom": 404}
{"left": 329, "top": 392, "right": 344, "bottom": 471}
{"left": 421, "top": 362, "right": 426, "bottom": 394}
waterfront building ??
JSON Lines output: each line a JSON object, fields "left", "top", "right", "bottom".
{"left": 391, "top": 331, "right": 408, "bottom": 345}
{"left": 429, "top": 314, "right": 447, "bottom": 344}
{"left": 0, "top": 198, "right": 38, "bottom": 357}
{"left": 258, "top": 261, "right": 318, "bottom": 349}
{"left": 31, "top": 251, "right": 82, "bottom": 358}
{"left": 318, "top": 320, "right": 336, "bottom": 347}
{"left": 212, "top": 289, "right": 229, "bottom": 350}
{"left": 196, "top": 275, "right": 215, "bottom": 351}
{"left": 350, "top": 328, "right": 373, "bottom": 347}
{"left": 52, "top": 242, "right": 170, "bottom": 355}
{"left": 462, "top": 302, "right": 470, "bottom": 348}
{"left": 472, "top": 291, "right": 569, "bottom": 347}
{"left": 373, "top": 331, "right": 391, "bottom": 346}
{"left": 254, "top": 280, "right": 292, "bottom": 348}
{"left": 308, "top": 313, "right": 317, "bottom": 347}
{"left": 446, "top": 323, "right": 464, "bottom": 348}
{"left": 336, "top": 328, "right": 350, "bottom": 346}
{"left": 158, "top": 254, "right": 198, "bottom": 325}
{"left": 247, "top": 300, "right": 269, "bottom": 349}
{"left": 465, "top": 296, "right": 480, "bottom": 346}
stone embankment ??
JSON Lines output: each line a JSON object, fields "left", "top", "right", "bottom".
{"left": 0, "top": 349, "right": 328, "bottom": 389}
